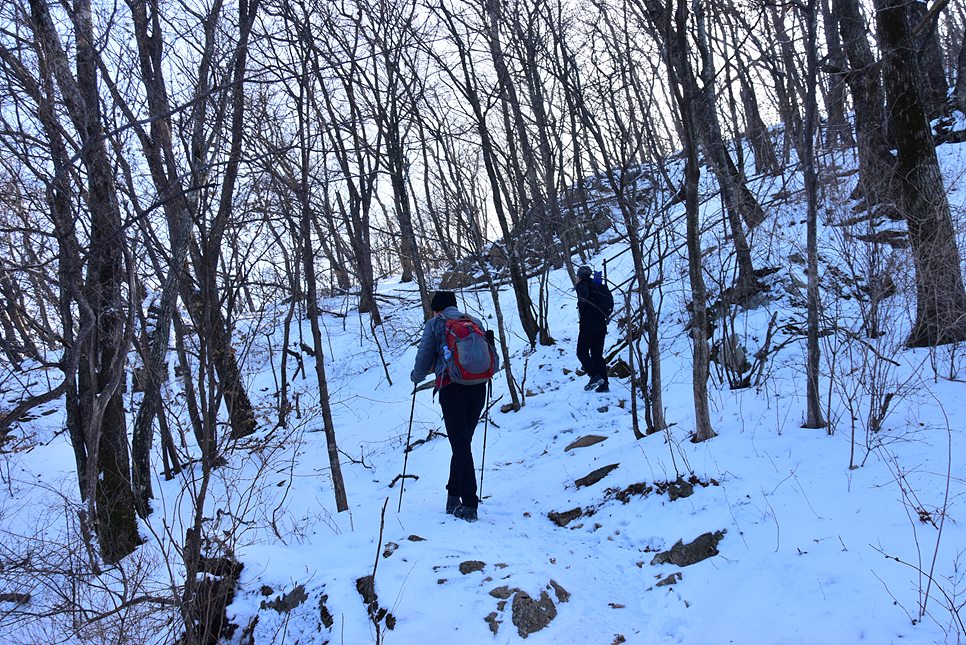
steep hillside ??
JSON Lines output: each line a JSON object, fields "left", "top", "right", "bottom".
{"left": 1, "top": 139, "right": 965, "bottom": 645}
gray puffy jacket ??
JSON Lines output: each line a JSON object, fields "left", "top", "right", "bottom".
{"left": 410, "top": 306, "right": 500, "bottom": 389}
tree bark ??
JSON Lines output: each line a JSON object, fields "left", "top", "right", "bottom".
{"left": 484, "top": 0, "right": 554, "bottom": 345}
{"left": 802, "top": 0, "right": 827, "bottom": 429}
{"left": 301, "top": 167, "right": 350, "bottom": 513}
{"left": 956, "top": 13, "right": 966, "bottom": 114}
{"left": 874, "top": 0, "right": 966, "bottom": 346}
{"left": 650, "top": 0, "right": 715, "bottom": 442}
{"left": 737, "top": 62, "right": 781, "bottom": 176}
{"left": 834, "top": 0, "right": 898, "bottom": 205}
{"left": 28, "top": 0, "right": 140, "bottom": 561}
{"left": 908, "top": 0, "right": 948, "bottom": 119}
{"left": 820, "top": 0, "right": 856, "bottom": 148}
{"left": 690, "top": 0, "right": 761, "bottom": 298}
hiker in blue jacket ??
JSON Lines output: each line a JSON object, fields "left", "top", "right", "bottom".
{"left": 411, "top": 290, "right": 499, "bottom": 522}
{"left": 575, "top": 266, "right": 611, "bottom": 392}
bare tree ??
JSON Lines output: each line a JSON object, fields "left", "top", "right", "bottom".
{"left": 801, "top": 0, "right": 827, "bottom": 429}
{"left": 426, "top": 1, "right": 544, "bottom": 347}
{"left": 636, "top": 0, "right": 765, "bottom": 301}
{"left": 12, "top": 0, "right": 142, "bottom": 562}
{"left": 356, "top": 0, "right": 431, "bottom": 315}
{"left": 820, "top": 0, "right": 856, "bottom": 148}
{"left": 554, "top": 0, "right": 668, "bottom": 434}
{"left": 873, "top": 0, "right": 966, "bottom": 346}
{"left": 833, "top": 0, "right": 898, "bottom": 208}
{"left": 645, "top": 0, "right": 716, "bottom": 442}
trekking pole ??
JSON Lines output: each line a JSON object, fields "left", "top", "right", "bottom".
{"left": 398, "top": 388, "right": 417, "bottom": 513}
{"left": 478, "top": 379, "right": 492, "bottom": 502}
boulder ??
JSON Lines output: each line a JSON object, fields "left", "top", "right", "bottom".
{"left": 511, "top": 590, "right": 557, "bottom": 638}
{"left": 651, "top": 530, "right": 726, "bottom": 567}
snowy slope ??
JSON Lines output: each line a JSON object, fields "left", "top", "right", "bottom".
{"left": 215, "top": 144, "right": 965, "bottom": 643}
{"left": 1, "top": 140, "right": 965, "bottom": 645}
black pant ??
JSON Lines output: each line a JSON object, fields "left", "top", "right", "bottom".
{"left": 577, "top": 318, "right": 608, "bottom": 383}
{"left": 438, "top": 382, "right": 487, "bottom": 507}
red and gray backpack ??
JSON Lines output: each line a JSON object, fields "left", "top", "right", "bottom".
{"left": 442, "top": 317, "right": 496, "bottom": 385}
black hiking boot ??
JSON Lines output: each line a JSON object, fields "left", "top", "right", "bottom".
{"left": 446, "top": 495, "right": 460, "bottom": 515}
{"left": 584, "top": 376, "right": 603, "bottom": 391}
{"left": 454, "top": 504, "right": 478, "bottom": 522}
{"left": 595, "top": 381, "right": 610, "bottom": 393}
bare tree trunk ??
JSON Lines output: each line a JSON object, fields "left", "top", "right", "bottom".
{"left": 173, "top": 311, "right": 206, "bottom": 448}
{"left": 310, "top": 11, "right": 383, "bottom": 326}
{"left": 956, "top": 10, "right": 966, "bottom": 113}
{"left": 768, "top": 5, "right": 806, "bottom": 157}
{"left": 655, "top": 0, "right": 715, "bottom": 442}
{"left": 834, "top": 0, "right": 898, "bottom": 206}
{"left": 909, "top": 0, "right": 949, "bottom": 119}
{"left": 357, "top": 0, "right": 429, "bottom": 311}
{"left": 301, "top": 206, "right": 350, "bottom": 511}
{"left": 874, "top": 0, "right": 966, "bottom": 346}
{"left": 821, "top": 0, "right": 856, "bottom": 148}
{"left": 484, "top": 0, "right": 554, "bottom": 345}
{"left": 691, "top": 1, "right": 761, "bottom": 298}
{"left": 430, "top": 3, "right": 542, "bottom": 347}
{"left": 125, "top": 0, "right": 201, "bottom": 511}
{"left": 802, "top": 0, "right": 827, "bottom": 429}
{"left": 737, "top": 61, "right": 781, "bottom": 176}
{"left": 28, "top": 0, "right": 140, "bottom": 561}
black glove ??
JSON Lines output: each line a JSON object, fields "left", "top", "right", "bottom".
{"left": 485, "top": 329, "right": 495, "bottom": 344}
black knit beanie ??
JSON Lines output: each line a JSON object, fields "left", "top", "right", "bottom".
{"left": 577, "top": 265, "right": 593, "bottom": 279}
{"left": 430, "top": 290, "right": 457, "bottom": 312}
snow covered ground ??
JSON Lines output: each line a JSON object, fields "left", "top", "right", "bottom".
{"left": 1, "top": 140, "right": 965, "bottom": 644}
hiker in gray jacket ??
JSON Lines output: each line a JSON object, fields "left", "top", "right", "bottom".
{"left": 411, "top": 290, "right": 499, "bottom": 522}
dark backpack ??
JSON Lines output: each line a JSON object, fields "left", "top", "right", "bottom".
{"left": 443, "top": 317, "right": 497, "bottom": 385}
{"left": 588, "top": 281, "right": 614, "bottom": 318}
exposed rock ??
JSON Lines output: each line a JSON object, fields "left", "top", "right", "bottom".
{"left": 511, "top": 590, "right": 557, "bottom": 638}
{"left": 356, "top": 575, "right": 396, "bottom": 633}
{"left": 609, "top": 357, "right": 633, "bottom": 379}
{"left": 485, "top": 611, "right": 501, "bottom": 635}
{"left": 356, "top": 575, "right": 376, "bottom": 607}
{"left": 439, "top": 269, "right": 478, "bottom": 290}
{"left": 459, "top": 560, "right": 486, "bottom": 575}
{"left": 655, "top": 572, "right": 682, "bottom": 588}
{"left": 564, "top": 435, "right": 607, "bottom": 451}
{"left": 651, "top": 530, "right": 726, "bottom": 567}
{"left": 382, "top": 542, "right": 399, "bottom": 558}
{"left": 575, "top": 464, "right": 619, "bottom": 488}
{"left": 710, "top": 333, "right": 750, "bottom": 374}
{"left": 549, "top": 579, "right": 570, "bottom": 603}
{"left": 490, "top": 585, "right": 514, "bottom": 599}
{"left": 666, "top": 479, "right": 694, "bottom": 501}
{"left": 407, "top": 535, "right": 426, "bottom": 542}
{"left": 319, "top": 594, "right": 334, "bottom": 629}
{"left": 548, "top": 507, "right": 583, "bottom": 527}
{"left": 606, "top": 482, "right": 653, "bottom": 504}
{"left": 851, "top": 229, "right": 909, "bottom": 249}
{"left": 261, "top": 584, "right": 308, "bottom": 613}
